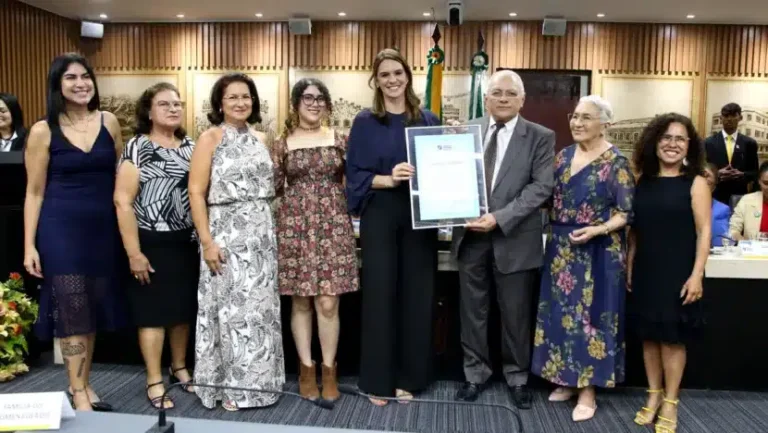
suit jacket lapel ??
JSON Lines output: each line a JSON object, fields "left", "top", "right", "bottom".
{"left": 732, "top": 134, "right": 745, "bottom": 167}
{"left": 716, "top": 133, "right": 728, "bottom": 166}
{"left": 481, "top": 117, "right": 491, "bottom": 142}
{"left": 492, "top": 116, "right": 528, "bottom": 193}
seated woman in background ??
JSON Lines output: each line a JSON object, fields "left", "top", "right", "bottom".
{"left": 114, "top": 82, "right": 198, "bottom": 410}
{"left": 0, "top": 92, "right": 27, "bottom": 151}
{"left": 729, "top": 161, "right": 768, "bottom": 241}
{"left": 702, "top": 163, "right": 732, "bottom": 246}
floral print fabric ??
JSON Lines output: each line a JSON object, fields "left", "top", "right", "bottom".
{"left": 531, "top": 145, "right": 635, "bottom": 388}
{"left": 272, "top": 132, "right": 358, "bottom": 297}
{"left": 194, "top": 125, "right": 285, "bottom": 409}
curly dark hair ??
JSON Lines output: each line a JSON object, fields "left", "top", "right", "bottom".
{"left": 282, "top": 78, "right": 333, "bottom": 138}
{"left": 206, "top": 73, "right": 261, "bottom": 125}
{"left": 633, "top": 112, "right": 704, "bottom": 179}
{"left": 134, "top": 82, "right": 186, "bottom": 139}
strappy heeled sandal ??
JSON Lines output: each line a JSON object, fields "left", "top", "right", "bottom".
{"left": 67, "top": 387, "right": 92, "bottom": 411}
{"left": 655, "top": 398, "right": 679, "bottom": 433}
{"left": 395, "top": 389, "right": 413, "bottom": 404}
{"left": 168, "top": 366, "right": 194, "bottom": 393}
{"left": 634, "top": 389, "right": 663, "bottom": 425}
{"left": 146, "top": 381, "right": 174, "bottom": 410}
{"left": 222, "top": 400, "right": 239, "bottom": 412}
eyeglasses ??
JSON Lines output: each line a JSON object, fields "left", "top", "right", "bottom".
{"left": 487, "top": 90, "right": 520, "bottom": 100}
{"left": 567, "top": 113, "right": 600, "bottom": 123}
{"left": 301, "top": 94, "right": 327, "bottom": 107}
{"left": 223, "top": 95, "right": 255, "bottom": 104}
{"left": 155, "top": 101, "right": 185, "bottom": 111}
{"left": 660, "top": 134, "right": 689, "bottom": 144}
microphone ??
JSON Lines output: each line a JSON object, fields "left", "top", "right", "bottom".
{"left": 337, "top": 384, "right": 524, "bottom": 433}
{"left": 146, "top": 381, "right": 335, "bottom": 433}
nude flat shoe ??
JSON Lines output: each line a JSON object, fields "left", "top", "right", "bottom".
{"left": 572, "top": 403, "right": 597, "bottom": 422}
{"left": 548, "top": 387, "right": 575, "bottom": 402}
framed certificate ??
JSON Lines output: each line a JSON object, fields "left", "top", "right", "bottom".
{"left": 405, "top": 124, "right": 488, "bottom": 229}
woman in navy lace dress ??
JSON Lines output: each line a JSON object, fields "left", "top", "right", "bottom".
{"left": 24, "top": 53, "right": 126, "bottom": 411}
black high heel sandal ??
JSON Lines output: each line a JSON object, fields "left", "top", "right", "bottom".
{"left": 146, "top": 381, "right": 174, "bottom": 410}
{"left": 169, "top": 366, "right": 194, "bottom": 393}
{"left": 66, "top": 387, "right": 114, "bottom": 412}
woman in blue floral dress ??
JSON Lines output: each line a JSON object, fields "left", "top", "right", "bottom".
{"left": 531, "top": 96, "right": 635, "bottom": 422}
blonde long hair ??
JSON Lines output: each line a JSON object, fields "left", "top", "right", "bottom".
{"left": 368, "top": 48, "right": 422, "bottom": 124}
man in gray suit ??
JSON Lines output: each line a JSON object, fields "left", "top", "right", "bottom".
{"left": 452, "top": 70, "right": 555, "bottom": 409}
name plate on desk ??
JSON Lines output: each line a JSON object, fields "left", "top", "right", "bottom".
{"left": 738, "top": 240, "right": 768, "bottom": 258}
{"left": 0, "top": 392, "right": 75, "bottom": 431}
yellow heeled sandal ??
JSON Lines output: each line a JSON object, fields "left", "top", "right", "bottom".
{"left": 633, "top": 389, "right": 663, "bottom": 426}
{"left": 655, "top": 398, "right": 679, "bottom": 433}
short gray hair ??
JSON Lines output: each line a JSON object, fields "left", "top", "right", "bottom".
{"left": 488, "top": 70, "right": 526, "bottom": 96}
{"left": 578, "top": 95, "right": 614, "bottom": 123}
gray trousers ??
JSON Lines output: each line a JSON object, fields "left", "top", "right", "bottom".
{"left": 457, "top": 232, "right": 536, "bottom": 387}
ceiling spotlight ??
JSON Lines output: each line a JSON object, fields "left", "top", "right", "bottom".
{"left": 597, "top": 13, "right": 605, "bottom": 18}
{"left": 176, "top": 14, "right": 185, "bottom": 18}
{"left": 509, "top": 12, "right": 518, "bottom": 17}
{"left": 686, "top": 14, "right": 695, "bottom": 19}
{"left": 99, "top": 13, "right": 108, "bottom": 19}
{"left": 423, "top": 12, "right": 431, "bottom": 17}
{"left": 255, "top": 13, "right": 263, "bottom": 17}
{"left": 338, "top": 12, "right": 346, "bottom": 17}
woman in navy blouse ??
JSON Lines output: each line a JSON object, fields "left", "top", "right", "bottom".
{"left": 346, "top": 48, "right": 440, "bottom": 406}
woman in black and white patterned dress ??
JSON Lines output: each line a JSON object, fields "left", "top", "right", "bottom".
{"left": 188, "top": 73, "right": 284, "bottom": 411}
{"left": 114, "top": 82, "right": 199, "bottom": 410}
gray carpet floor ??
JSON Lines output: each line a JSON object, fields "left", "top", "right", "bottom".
{"left": 0, "top": 362, "right": 765, "bottom": 433}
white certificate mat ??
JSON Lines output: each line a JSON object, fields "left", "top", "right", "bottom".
{"left": 414, "top": 133, "right": 481, "bottom": 220}
{"left": 406, "top": 124, "right": 487, "bottom": 229}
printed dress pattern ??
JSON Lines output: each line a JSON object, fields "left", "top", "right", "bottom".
{"left": 272, "top": 133, "right": 359, "bottom": 296}
{"left": 194, "top": 124, "right": 285, "bottom": 409}
{"left": 531, "top": 145, "right": 635, "bottom": 388}
{"left": 122, "top": 134, "right": 195, "bottom": 231}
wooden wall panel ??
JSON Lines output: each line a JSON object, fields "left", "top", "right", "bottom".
{"left": 0, "top": 0, "right": 79, "bottom": 122}
{"left": 4, "top": 0, "right": 768, "bottom": 125}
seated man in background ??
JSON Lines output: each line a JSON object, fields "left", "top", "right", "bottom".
{"left": 703, "top": 163, "right": 731, "bottom": 246}
{"left": 729, "top": 161, "right": 768, "bottom": 241}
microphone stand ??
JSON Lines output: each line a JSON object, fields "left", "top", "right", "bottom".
{"left": 337, "top": 384, "right": 524, "bottom": 433}
{"left": 146, "top": 381, "right": 334, "bottom": 433}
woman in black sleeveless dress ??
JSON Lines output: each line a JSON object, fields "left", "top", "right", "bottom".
{"left": 627, "top": 113, "right": 711, "bottom": 433}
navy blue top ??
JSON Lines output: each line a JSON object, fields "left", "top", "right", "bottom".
{"left": 345, "top": 108, "right": 440, "bottom": 215}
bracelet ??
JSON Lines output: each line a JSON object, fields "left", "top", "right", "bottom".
{"left": 601, "top": 224, "right": 610, "bottom": 235}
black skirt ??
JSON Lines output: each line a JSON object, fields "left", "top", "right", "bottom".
{"left": 127, "top": 228, "right": 199, "bottom": 328}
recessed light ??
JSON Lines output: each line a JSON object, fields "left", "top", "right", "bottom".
{"left": 176, "top": 14, "right": 185, "bottom": 18}
{"left": 423, "top": 12, "right": 431, "bottom": 17}
{"left": 597, "top": 13, "right": 605, "bottom": 18}
{"left": 338, "top": 12, "right": 346, "bottom": 17}
{"left": 686, "top": 14, "right": 695, "bottom": 19}
{"left": 509, "top": 12, "right": 518, "bottom": 17}
{"left": 99, "top": 13, "right": 108, "bottom": 19}
{"left": 255, "top": 13, "right": 263, "bottom": 18}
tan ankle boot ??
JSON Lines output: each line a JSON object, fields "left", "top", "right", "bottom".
{"left": 299, "top": 361, "right": 319, "bottom": 400}
{"left": 321, "top": 363, "right": 340, "bottom": 401}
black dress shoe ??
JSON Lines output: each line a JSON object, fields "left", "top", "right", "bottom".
{"left": 455, "top": 382, "right": 485, "bottom": 402}
{"left": 510, "top": 385, "right": 532, "bottom": 410}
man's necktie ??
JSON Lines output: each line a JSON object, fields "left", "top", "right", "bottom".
{"left": 726, "top": 135, "right": 734, "bottom": 164}
{"left": 484, "top": 122, "right": 506, "bottom": 201}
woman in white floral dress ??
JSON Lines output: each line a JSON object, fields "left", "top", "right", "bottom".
{"left": 189, "top": 73, "right": 284, "bottom": 411}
